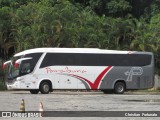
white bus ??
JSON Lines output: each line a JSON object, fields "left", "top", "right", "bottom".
{"left": 3, "top": 48, "right": 154, "bottom": 94}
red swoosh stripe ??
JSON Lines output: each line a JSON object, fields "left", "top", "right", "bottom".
{"left": 70, "top": 66, "right": 112, "bottom": 89}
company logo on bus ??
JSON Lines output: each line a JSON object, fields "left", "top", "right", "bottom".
{"left": 45, "top": 67, "right": 87, "bottom": 74}
{"left": 125, "top": 67, "right": 143, "bottom": 81}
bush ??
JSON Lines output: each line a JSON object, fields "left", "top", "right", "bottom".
{"left": 0, "top": 81, "right": 7, "bottom": 90}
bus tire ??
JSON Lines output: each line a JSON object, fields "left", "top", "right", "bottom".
{"left": 40, "top": 82, "right": 50, "bottom": 94}
{"left": 114, "top": 82, "right": 125, "bottom": 94}
{"left": 30, "top": 90, "right": 39, "bottom": 94}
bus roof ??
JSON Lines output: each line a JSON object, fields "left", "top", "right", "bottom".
{"left": 14, "top": 48, "right": 149, "bottom": 57}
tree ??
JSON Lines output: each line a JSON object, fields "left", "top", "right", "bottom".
{"left": 0, "top": 6, "right": 15, "bottom": 59}
{"left": 0, "top": 0, "right": 159, "bottom": 75}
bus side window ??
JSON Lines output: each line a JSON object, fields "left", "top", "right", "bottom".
{"left": 21, "top": 63, "right": 31, "bottom": 74}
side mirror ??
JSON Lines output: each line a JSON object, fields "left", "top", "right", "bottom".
{"left": 2, "top": 60, "right": 11, "bottom": 69}
{"left": 14, "top": 62, "right": 19, "bottom": 68}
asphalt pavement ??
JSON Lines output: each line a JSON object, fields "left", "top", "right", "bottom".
{"left": 0, "top": 91, "right": 160, "bottom": 120}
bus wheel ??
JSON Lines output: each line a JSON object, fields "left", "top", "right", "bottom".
{"left": 114, "top": 82, "right": 125, "bottom": 94}
{"left": 40, "top": 82, "right": 50, "bottom": 94}
{"left": 30, "top": 90, "right": 39, "bottom": 94}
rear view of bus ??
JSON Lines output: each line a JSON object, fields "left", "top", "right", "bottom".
{"left": 3, "top": 48, "right": 154, "bottom": 94}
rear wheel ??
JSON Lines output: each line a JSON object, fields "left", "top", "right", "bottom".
{"left": 40, "top": 82, "right": 50, "bottom": 94}
{"left": 114, "top": 82, "right": 125, "bottom": 94}
{"left": 30, "top": 90, "right": 39, "bottom": 94}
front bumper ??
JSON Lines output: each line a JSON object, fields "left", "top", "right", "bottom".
{"left": 7, "top": 81, "right": 20, "bottom": 90}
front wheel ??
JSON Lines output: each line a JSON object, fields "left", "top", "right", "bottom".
{"left": 40, "top": 82, "right": 50, "bottom": 94}
{"left": 30, "top": 90, "right": 39, "bottom": 94}
{"left": 114, "top": 82, "right": 125, "bottom": 94}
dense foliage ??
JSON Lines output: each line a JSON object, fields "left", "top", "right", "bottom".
{"left": 0, "top": 0, "right": 160, "bottom": 74}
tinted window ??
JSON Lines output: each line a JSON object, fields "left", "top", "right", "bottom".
{"left": 40, "top": 53, "right": 152, "bottom": 68}
{"left": 19, "top": 53, "right": 42, "bottom": 76}
{"left": 98, "top": 54, "right": 151, "bottom": 66}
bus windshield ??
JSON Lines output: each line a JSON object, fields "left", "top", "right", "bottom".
{"left": 8, "top": 56, "right": 21, "bottom": 80}
{"left": 8, "top": 53, "right": 42, "bottom": 80}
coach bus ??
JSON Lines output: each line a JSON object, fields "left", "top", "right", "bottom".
{"left": 3, "top": 48, "right": 154, "bottom": 94}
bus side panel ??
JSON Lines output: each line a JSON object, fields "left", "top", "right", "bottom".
{"left": 33, "top": 74, "right": 55, "bottom": 89}
{"left": 36, "top": 66, "right": 105, "bottom": 89}
{"left": 139, "top": 66, "right": 154, "bottom": 89}
{"left": 99, "top": 66, "right": 154, "bottom": 90}
{"left": 100, "top": 67, "right": 129, "bottom": 89}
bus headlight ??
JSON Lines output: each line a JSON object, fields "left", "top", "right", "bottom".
{"left": 16, "top": 77, "right": 24, "bottom": 81}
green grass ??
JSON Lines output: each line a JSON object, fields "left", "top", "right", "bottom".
{"left": 128, "top": 88, "right": 160, "bottom": 93}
